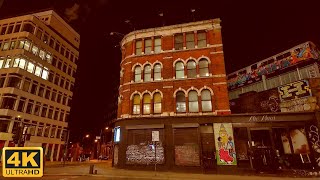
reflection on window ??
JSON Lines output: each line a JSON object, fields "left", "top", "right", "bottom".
{"left": 186, "top": 32, "right": 195, "bottom": 49}
{"left": 144, "top": 39, "right": 152, "bottom": 54}
{"left": 133, "top": 94, "right": 140, "bottom": 115}
{"left": 174, "top": 34, "right": 183, "bottom": 50}
{"left": 199, "top": 59, "right": 209, "bottom": 77}
{"left": 154, "top": 37, "right": 161, "bottom": 53}
{"left": 187, "top": 60, "right": 196, "bottom": 78}
{"left": 27, "top": 62, "right": 35, "bottom": 73}
{"left": 134, "top": 66, "right": 141, "bottom": 82}
{"left": 32, "top": 45, "right": 39, "bottom": 55}
{"left": 176, "top": 91, "right": 186, "bottom": 113}
{"left": 154, "top": 64, "right": 161, "bottom": 80}
{"left": 35, "top": 66, "right": 42, "bottom": 77}
{"left": 143, "top": 94, "right": 151, "bottom": 115}
{"left": 4, "top": 59, "right": 11, "bottom": 68}
{"left": 197, "top": 32, "right": 207, "bottom": 48}
{"left": 144, "top": 65, "right": 151, "bottom": 82}
{"left": 135, "top": 40, "right": 142, "bottom": 55}
{"left": 175, "top": 61, "right": 184, "bottom": 79}
{"left": 154, "top": 93, "right": 162, "bottom": 114}
{"left": 201, "top": 90, "right": 212, "bottom": 112}
{"left": 188, "top": 90, "right": 199, "bottom": 112}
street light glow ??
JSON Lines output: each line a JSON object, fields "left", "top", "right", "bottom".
{"left": 105, "top": 127, "right": 109, "bottom": 130}
{"left": 85, "top": 134, "right": 89, "bottom": 138}
{"left": 94, "top": 139, "right": 98, "bottom": 143}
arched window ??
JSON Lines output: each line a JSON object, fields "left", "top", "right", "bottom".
{"left": 176, "top": 91, "right": 186, "bottom": 113}
{"left": 175, "top": 61, "right": 184, "bottom": 79}
{"left": 144, "top": 65, "right": 151, "bottom": 82}
{"left": 154, "top": 63, "right": 161, "bottom": 81}
{"left": 187, "top": 60, "right": 197, "bottom": 78}
{"left": 153, "top": 92, "right": 162, "bottom": 114}
{"left": 134, "top": 66, "right": 141, "bottom": 82}
{"left": 188, "top": 90, "right": 199, "bottom": 112}
{"left": 143, "top": 94, "right": 151, "bottom": 115}
{"left": 201, "top": 90, "right": 212, "bottom": 112}
{"left": 199, "top": 59, "right": 209, "bottom": 77}
{"left": 132, "top": 94, "right": 140, "bottom": 114}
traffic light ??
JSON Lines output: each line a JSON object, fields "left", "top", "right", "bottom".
{"left": 12, "top": 126, "right": 22, "bottom": 144}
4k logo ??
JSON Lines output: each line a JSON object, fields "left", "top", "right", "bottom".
{"left": 2, "top": 147, "right": 43, "bottom": 177}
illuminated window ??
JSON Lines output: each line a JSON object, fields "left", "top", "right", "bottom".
{"left": 24, "top": 40, "right": 31, "bottom": 51}
{"left": 201, "top": 90, "right": 212, "bottom": 112}
{"left": 153, "top": 92, "right": 162, "bottom": 114}
{"left": 27, "top": 62, "right": 35, "bottom": 73}
{"left": 144, "top": 65, "right": 151, "bottom": 82}
{"left": 154, "top": 63, "right": 161, "bottom": 81}
{"left": 143, "top": 94, "right": 151, "bottom": 114}
{"left": 35, "top": 66, "right": 42, "bottom": 77}
{"left": 132, "top": 94, "right": 140, "bottom": 115}
{"left": 134, "top": 66, "right": 142, "bottom": 82}
{"left": 199, "top": 59, "right": 209, "bottom": 77}
{"left": 188, "top": 90, "right": 199, "bottom": 112}
{"left": 176, "top": 91, "right": 186, "bottom": 113}
{"left": 39, "top": 50, "right": 45, "bottom": 60}
{"left": 2, "top": 42, "right": 9, "bottom": 50}
{"left": 187, "top": 60, "right": 196, "bottom": 78}
{"left": 175, "top": 61, "right": 184, "bottom": 79}
{"left": 4, "top": 58, "right": 12, "bottom": 68}
{"left": 32, "top": 45, "right": 39, "bottom": 55}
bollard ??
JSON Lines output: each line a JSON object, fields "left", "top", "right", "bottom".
{"left": 94, "top": 170, "right": 97, "bottom": 174}
{"left": 89, "top": 165, "right": 94, "bottom": 174}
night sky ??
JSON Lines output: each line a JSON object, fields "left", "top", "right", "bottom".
{"left": 1, "top": 0, "right": 320, "bottom": 141}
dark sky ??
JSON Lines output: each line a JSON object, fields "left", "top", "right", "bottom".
{"left": 1, "top": 0, "right": 320, "bottom": 140}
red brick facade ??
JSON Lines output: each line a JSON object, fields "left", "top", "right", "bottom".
{"left": 118, "top": 19, "right": 230, "bottom": 119}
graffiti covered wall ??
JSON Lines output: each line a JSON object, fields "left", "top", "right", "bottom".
{"left": 308, "top": 125, "right": 320, "bottom": 167}
{"left": 174, "top": 144, "right": 200, "bottom": 166}
{"left": 214, "top": 123, "right": 237, "bottom": 165}
{"left": 126, "top": 142, "right": 164, "bottom": 165}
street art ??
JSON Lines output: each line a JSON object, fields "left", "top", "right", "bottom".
{"left": 227, "top": 42, "right": 320, "bottom": 90}
{"left": 280, "top": 96, "right": 318, "bottom": 112}
{"left": 260, "top": 96, "right": 280, "bottom": 112}
{"left": 278, "top": 80, "right": 312, "bottom": 102}
{"left": 214, "top": 123, "right": 237, "bottom": 165}
{"left": 289, "top": 128, "right": 310, "bottom": 154}
{"left": 126, "top": 142, "right": 164, "bottom": 165}
{"left": 308, "top": 125, "right": 320, "bottom": 167}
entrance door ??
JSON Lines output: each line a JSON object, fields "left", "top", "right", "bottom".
{"left": 250, "top": 129, "right": 272, "bottom": 148}
{"left": 234, "top": 127, "right": 250, "bottom": 168}
{"left": 200, "top": 125, "right": 216, "bottom": 173}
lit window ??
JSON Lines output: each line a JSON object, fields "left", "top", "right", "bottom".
{"left": 197, "top": 32, "right": 206, "bottom": 48}
{"left": 175, "top": 61, "right": 184, "bottom": 79}
{"left": 19, "top": 59, "right": 26, "bottom": 69}
{"left": 4, "top": 58, "right": 12, "bottom": 68}
{"left": 24, "top": 41, "right": 31, "bottom": 51}
{"left": 201, "top": 90, "right": 212, "bottom": 112}
{"left": 143, "top": 94, "right": 151, "bottom": 115}
{"left": 134, "top": 66, "right": 141, "bottom": 82}
{"left": 174, "top": 34, "right": 183, "bottom": 50}
{"left": 176, "top": 91, "right": 186, "bottom": 113}
{"left": 154, "top": 63, "right": 161, "bottom": 81}
{"left": 9, "top": 41, "right": 15, "bottom": 50}
{"left": 186, "top": 32, "right": 195, "bottom": 49}
{"left": 188, "top": 90, "right": 199, "bottom": 112}
{"left": 187, "top": 60, "right": 196, "bottom": 78}
{"left": 153, "top": 92, "right": 162, "bottom": 114}
{"left": 135, "top": 40, "right": 142, "bottom": 55}
{"left": 39, "top": 50, "right": 45, "bottom": 60}
{"left": 27, "top": 62, "right": 35, "bottom": 73}
{"left": 0, "top": 59, "right": 4, "bottom": 68}
{"left": 32, "top": 45, "right": 39, "bottom": 55}
{"left": 144, "top": 65, "right": 151, "bottom": 82}
{"left": 42, "top": 68, "right": 49, "bottom": 80}
{"left": 35, "top": 66, "right": 42, "bottom": 77}
{"left": 133, "top": 94, "right": 140, "bottom": 115}
{"left": 2, "top": 42, "right": 9, "bottom": 50}
{"left": 154, "top": 37, "right": 161, "bottom": 53}
{"left": 199, "top": 59, "right": 209, "bottom": 77}
{"left": 13, "top": 58, "right": 19, "bottom": 67}
{"left": 144, "top": 39, "right": 152, "bottom": 54}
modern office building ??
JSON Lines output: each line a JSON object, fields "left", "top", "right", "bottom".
{"left": 0, "top": 10, "right": 79, "bottom": 161}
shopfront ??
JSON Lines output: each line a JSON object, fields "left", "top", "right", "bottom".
{"left": 112, "top": 112, "right": 320, "bottom": 172}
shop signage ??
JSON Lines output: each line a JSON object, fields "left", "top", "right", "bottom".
{"left": 213, "top": 123, "right": 237, "bottom": 165}
{"left": 249, "top": 115, "right": 276, "bottom": 122}
{"left": 278, "top": 80, "right": 311, "bottom": 102}
{"left": 152, "top": 131, "right": 159, "bottom": 142}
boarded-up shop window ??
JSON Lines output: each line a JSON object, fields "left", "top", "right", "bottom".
{"left": 174, "top": 128, "right": 200, "bottom": 166}
{"left": 126, "top": 129, "right": 164, "bottom": 165}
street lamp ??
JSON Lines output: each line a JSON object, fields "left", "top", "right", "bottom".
{"left": 94, "top": 139, "right": 98, "bottom": 143}
{"left": 105, "top": 127, "right": 109, "bottom": 130}
{"left": 85, "top": 134, "right": 89, "bottom": 138}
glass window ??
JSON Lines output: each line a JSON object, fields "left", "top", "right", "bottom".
{"left": 134, "top": 66, "right": 141, "bottom": 82}
{"left": 154, "top": 37, "right": 161, "bottom": 53}
{"left": 186, "top": 32, "right": 195, "bottom": 49}
{"left": 9, "top": 41, "right": 16, "bottom": 50}
{"left": 144, "top": 65, "right": 151, "bottom": 82}
{"left": 154, "top": 63, "right": 161, "bottom": 80}
{"left": 30, "top": 82, "right": 38, "bottom": 95}
{"left": 38, "top": 86, "right": 45, "bottom": 97}
{"left": 133, "top": 94, "right": 140, "bottom": 115}
{"left": 197, "top": 32, "right": 207, "bottom": 48}
{"left": 17, "top": 98, "right": 26, "bottom": 112}
{"left": 0, "top": 76, "right": 5, "bottom": 87}
{"left": 188, "top": 90, "right": 199, "bottom": 112}
{"left": 176, "top": 91, "right": 186, "bottom": 113}
{"left": 175, "top": 61, "right": 184, "bottom": 79}
{"left": 22, "top": 23, "right": 35, "bottom": 34}
{"left": 187, "top": 60, "right": 197, "bottom": 78}
{"left": 48, "top": 107, "right": 53, "bottom": 119}
{"left": 7, "top": 76, "right": 21, "bottom": 88}
{"left": 4, "top": 58, "right": 12, "bottom": 68}
{"left": 35, "top": 66, "right": 42, "bottom": 77}
{"left": 42, "top": 68, "right": 49, "bottom": 80}
{"left": 27, "top": 62, "right": 34, "bottom": 73}
{"left": 135, "top": 40, "right": 142, "bottom": 55}
{"left": 54, "top": 109, "right": 59, "bottom": 120}
{"left": 201, "top": 90, "right": 212, "bottom": 112}
{"left": 2, "top": 42, "right": 9, "bottom": 50}
{"left": 31, "top": 45, "right": 39, "bottom": 55}
{"left": 19, "top": 58, "right": 26, "bottom": 69}
{"left": 51, "top": 91, "right": 57, "bottom": 101}
{"left": 143, "top": 94, "right": 151, "bottom": 114}
{"left": 199, "top": 59, "right": 209, "bottom": 77}
{"left": 55, "top": 42, "right": 60, "bottom": 52}
{"left": 174, "top": 34, "right": 183, "bottom": 50}
{"left": 34, "top": 103, "right": 40, "bottom": 116}
{"left": 1, "top": 26, "right": 7, "bottom": 35}
{"left": 144, "top": 39, "right": 152, "bottom": 54}
{"left": 13, "top": 58, "right": 19, "bottom": 67}
{"left": 0, "top": 120, "right": 9, "bottom": 132}
{"left": 43, "top": 33, "right": 49, "bottom": 44}
{"left": 56, "top": 128, "right": 61, "bottom": 139}
{"left": 154, "top": 92, "right": 162, "bottom": 114}
{"left": 35, "top": 28, "right": 42, "bottom": 39}
{"left": 45, "top": 88, "right": 51, "bottom": 99}
{"left": 26, "top": 100, "right": 33, "bottom": 114}
{"left": 39, "top": 50, "right": 45, "bottom": 60}
{"left": 44, "top": 125, "right": 50, "bottom": 137}
{"left": 29, "top": 124, "right": 36, "bottom": 136}
{"left": 49, "top": 38, "right": 55, "bottom": 48}
{"left": 46, "top": 53, "right": 52, "bottom": 63}
{"left": 1, "top": 96, "right": 16, "bottom": 110}
{"left": 37, "top": 125, "right": 43, "bottom": 136}
{"left": 0, "top": 59, "right": 3, "bottom": 68}
{"left": 22, "top": 79, "right": 31, "bottom": 92}
{"left": 60, "top": 46, "right": 65, "bottom": 56}
{"left": 14, "top": 24, "right": 21, "bottom": 33}
{"left": 41, "top": 105, "right": 47, "bottom": 117}
{"left": 7, "top": 25, "right": 14, "bottom": 34}
{"left": 24, "top": 40, "right": 31, "bottom": 51}
{"left": 50, "top": 127, "right": 56, "bottom": 138}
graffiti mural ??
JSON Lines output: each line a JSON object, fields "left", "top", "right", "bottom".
{"left": 126, "top": 142, "right": 164, "bottom": 165}
{"left": 280, "top": 96, "right": 319, "bottom": 112}
{"left": 228, "top": 42, "right": 320, "bottom": 90}
{"left": 308, "top": 125, "right": 320, "bottom": 167}
{"left": 214, "top": 123, "right": 237, "bottom": 165}
{"left": 278, "top": 80, "right": 312, "bottom": 102}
